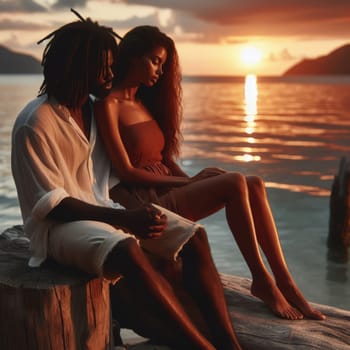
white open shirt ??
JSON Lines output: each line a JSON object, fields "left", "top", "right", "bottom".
{"left": 11, "top": 94, "right": 122, "bottom": 267}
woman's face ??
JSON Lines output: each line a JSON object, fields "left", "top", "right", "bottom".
{"left": 133, "top": 46, "right": 167, "bottom": 87}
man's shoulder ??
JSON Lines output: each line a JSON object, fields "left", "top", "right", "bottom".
{"left": 16, "top": 95, "right": 48, "bottom": 121}
{"left": 14, "top": 95, "right": 61, "bottom": 129}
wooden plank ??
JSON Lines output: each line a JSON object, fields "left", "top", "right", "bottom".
{"left": 221, "top": 274, "right": 350, "bottom": 350}
{"left": 121, "top": 275, "right": 350, "bottom": 350}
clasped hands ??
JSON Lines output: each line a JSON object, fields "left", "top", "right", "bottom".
{"left": 123, "top": 204, "right": 167, "bottom": 239}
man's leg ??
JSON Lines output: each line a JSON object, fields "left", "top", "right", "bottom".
{"left": 180, "top": 227, "right": 243, "bottom": 350}
{"left": 110, "top": 276, "right": 210, "bottom": 346}
{"left": 104, "top": 238, "right": 216, "bottom": 350}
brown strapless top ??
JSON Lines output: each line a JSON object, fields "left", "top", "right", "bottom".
{"left": 119, "top": 119, "right": 165, "bottom": 168}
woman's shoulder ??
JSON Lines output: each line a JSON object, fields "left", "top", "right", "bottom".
{"left": 94, "top": 93, "right": 121, "bottom": 110}
{"left": 97, "top": 92, "right": 120, "bottom": 103}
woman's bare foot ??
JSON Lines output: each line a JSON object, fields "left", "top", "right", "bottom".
{"left": 277, "top": 280, "right": 325, "bottom": 320}
{"left": 251, "top": 276, "right": 303, "bottom": 320}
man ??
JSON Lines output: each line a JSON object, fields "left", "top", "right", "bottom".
{"left": 11, "top": 12, "right": 242, "bottom": 350}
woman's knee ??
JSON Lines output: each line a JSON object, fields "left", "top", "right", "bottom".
{"left": 221, "top": 172, "right": 248, "bottom": 198}
{"left": 246, "top": 175, "right": 266, "bottom": 195}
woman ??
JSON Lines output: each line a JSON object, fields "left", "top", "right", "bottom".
{"left": 95, "top": 25, "right": 324, "bottom": 321}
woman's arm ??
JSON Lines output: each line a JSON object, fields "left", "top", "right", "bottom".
{"left": 164, "top": 157, "right": 227, "bottom": 182}
{"left": 163, "top": 157, "right": 189, "bottom": 177}
{"left": 94, "top": 98, "right": 190, "bottom": 187}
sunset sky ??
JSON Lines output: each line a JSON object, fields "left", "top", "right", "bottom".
{"left": 0, "top": 0, "right": 349, "bottom": 76}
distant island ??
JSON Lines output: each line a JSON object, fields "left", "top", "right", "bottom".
{"left": 0, "top": 45, "right": 42, "bottom": 74}
{"left": 283, "top": 44, "right": 350, "bottom": 75}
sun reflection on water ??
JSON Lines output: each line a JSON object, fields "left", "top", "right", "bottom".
{"left": 236, "top": 74, "right": 261, "bottom": 162}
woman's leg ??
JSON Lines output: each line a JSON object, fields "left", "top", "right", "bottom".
{"left": 163, "top": 172, "right": 303, "bottom": 319}
{"left": 104, "top": 238, "right": 216, "bottom": 350}
{"left": 245, "top": 176, "right": 325, "bottom": 319}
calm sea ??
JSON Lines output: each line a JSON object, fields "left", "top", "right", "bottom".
{"left": 1, "top": 74, "right": 350, "bottom": 310}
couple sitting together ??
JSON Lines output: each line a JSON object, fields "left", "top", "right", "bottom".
{"left": 11, "top": 10, "right": 324, "bottom": 350}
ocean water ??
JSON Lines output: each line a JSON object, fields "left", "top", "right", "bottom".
{"left": 1, "top": 74, "right": 350, "bottom": 310}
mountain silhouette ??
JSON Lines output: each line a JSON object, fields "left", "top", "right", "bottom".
{"left": 0, "top": 45, "right": 42, "bottom": 74}
{"left": 284, "top": 44, "right": 350, "bottom": 75}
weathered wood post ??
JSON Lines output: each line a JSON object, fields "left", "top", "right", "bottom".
{"left": 0, "top": 226, "right": 113, "bottom": 350}
{"left": 328, "top": 156, "right": 350, "bottom": 261}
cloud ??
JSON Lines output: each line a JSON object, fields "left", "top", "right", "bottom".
{"left": 104, "top": 8, "right": 246, "bottom": 44}
{"left": 0, "top": 0, "right": 47, "bottom": 12}
{"left": 52, "top": 0, "right": 88, "bottom": 9}
{"left": 0, "top": 18, "right": 49, "bottom": 31}
{"left": 1, "top": 33, "right": 20, "bottom": 47}
{"left": 104, "top": 12, "right": 160, "bottom": 30}
{"left": 122, "top": 0, "right": 350, "bottom": 39}
{"left": 2, "top": 1, "right": 349, "bottom": 43}
{"left": 160, "top": 11, "right": 228, "bottom": 44}
{"left": 0, "top": 0, "right": 90, "bottom": 13}
{"left": 268, "top": 48, "right": 295, "bottom": 62}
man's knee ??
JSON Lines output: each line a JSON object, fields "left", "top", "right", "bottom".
{"left": 193, "top": 226, "right": 209, "bottom": 244}
{"left": 104, "top": 237, "right": 145, "bottom": 277}
{"left": 185, "top": 226, "right": 211, "bottom": 256}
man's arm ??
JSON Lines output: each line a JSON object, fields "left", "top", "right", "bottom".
{"left": 48, "top": 197, "right": 167, "bottom": 239}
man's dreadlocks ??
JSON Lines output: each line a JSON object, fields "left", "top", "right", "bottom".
{"left": 38, "top": 9, "right": 120, "bottom": 108}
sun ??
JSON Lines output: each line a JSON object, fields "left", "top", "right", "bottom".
{"left": 240, "top": 46, "right": 262, "bottom": 66}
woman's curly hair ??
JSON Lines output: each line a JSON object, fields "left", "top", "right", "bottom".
{"left": 114, "top": 26, "right": 183, "bottom": 160}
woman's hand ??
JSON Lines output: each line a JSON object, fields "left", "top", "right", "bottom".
{"left": 122, "top": 204, "right": 167, "bottom": 239}
{"left": 189, "top": 167, "right": 226, "bottom": 183}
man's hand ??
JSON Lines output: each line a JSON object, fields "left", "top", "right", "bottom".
{"left": 47, "top": 198, "right": 167, "bottom": 239}
{"left": 122, "top": 204, "right": 167, "bottom": 239}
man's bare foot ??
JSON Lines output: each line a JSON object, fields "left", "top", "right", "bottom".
{"left": 277, "top": 280, "right": 326, "bottom": 320}
{"left": 251, "top": 277, "right": 303, "bottom": 320}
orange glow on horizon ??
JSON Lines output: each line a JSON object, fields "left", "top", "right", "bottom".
{"left": 240, "top": 46, "right": 263, "bottom": 67}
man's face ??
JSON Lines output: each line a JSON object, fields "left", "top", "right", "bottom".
{"left": 90, "top": 49, "right": 114, "bottom": 98}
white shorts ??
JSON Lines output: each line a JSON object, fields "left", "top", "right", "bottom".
{"left": 47, "top": 205, "right": 200, "bottom": 278}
